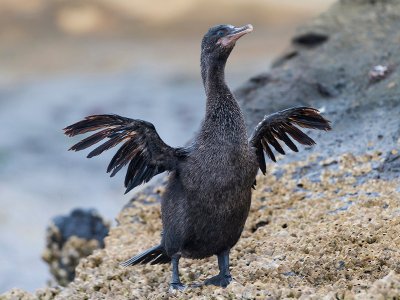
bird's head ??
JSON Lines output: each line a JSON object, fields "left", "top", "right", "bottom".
{"left": 201, "top": 24, "right": 253, "bottom": 64}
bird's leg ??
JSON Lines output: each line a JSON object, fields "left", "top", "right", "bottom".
{"left": 204, "top": 249, "right": 232, "bottom": 288}
{"left": 169, "top": 254, "right": 186, "bottom": 291}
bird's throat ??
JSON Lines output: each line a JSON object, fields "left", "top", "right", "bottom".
{"left": 201, "top": 58, "right": 228, "bottom": 98}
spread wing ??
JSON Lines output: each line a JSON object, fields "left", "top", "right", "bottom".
{"left": 249, "top": 107, "right": 331, "bottom": 175}
{"left": 64, "top": 114, "right": 186, "bottom": 194}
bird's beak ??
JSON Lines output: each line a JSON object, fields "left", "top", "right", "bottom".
{"left": 219, "top": 24, "right": 253, "bottom": 47}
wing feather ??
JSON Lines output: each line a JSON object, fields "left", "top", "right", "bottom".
{"left": 250, "top": 107, "right": 331, "bottom": 173}
{"left": 265, "top": 132, "right": 285, "bottom": 155}
{"left": 64, "top": 114, "right": 185, "bottom": 193}
{"left": 284, "top": 123, "right": 316, "bottom": 146}
{"left": 255, "top": 141, "right": 266, "bottom": 175}
{"left": 274, "top": 127, "right": 298, "bottom": 152}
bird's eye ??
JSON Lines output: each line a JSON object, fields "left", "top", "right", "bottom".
{"left": 216, "top": 30, "right": 225, "bottom": 37}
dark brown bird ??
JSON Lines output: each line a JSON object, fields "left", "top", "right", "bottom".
{"left": 64, "top": 24, "right": 331, "bottom": 290}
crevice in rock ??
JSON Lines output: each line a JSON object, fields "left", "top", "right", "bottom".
{"left": 292, "top": 32, "right": 329, "bottom": 48}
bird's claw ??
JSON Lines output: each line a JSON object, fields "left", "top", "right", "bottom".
{"left": 169, "top": 282, "right": 187, "bottom": 292}
{"left": 204, "top": 274, "right": 232, "bottom": 288}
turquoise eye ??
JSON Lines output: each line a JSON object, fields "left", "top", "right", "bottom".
{"left": 217, "top": 30, "right": 224, "bottom": 36}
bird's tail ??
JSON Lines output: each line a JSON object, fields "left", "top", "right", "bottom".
{"left": 120, "top": 245, "right": 171, "bottom": 267}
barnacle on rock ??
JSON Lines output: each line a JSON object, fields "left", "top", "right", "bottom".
{"left": 3, "top": 152, "right": 398, "bottom": 299}
{"left": 41, "top": 209, "right": 110, "bottom": 286}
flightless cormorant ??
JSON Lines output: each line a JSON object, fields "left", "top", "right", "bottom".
{"left": 64, "top": 24, "right": 331, "bottom": 290}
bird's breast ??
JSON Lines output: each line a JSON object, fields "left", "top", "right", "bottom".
{"left": 179, "top": 142, "right": 255, "bottom": 191}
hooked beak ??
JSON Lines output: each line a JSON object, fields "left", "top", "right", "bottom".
{"left": 219, "top": 24, "right": 253, "bottom": 47}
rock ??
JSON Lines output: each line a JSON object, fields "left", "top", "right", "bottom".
{"left": 41, "top": 208, "right": 110, "bottom": 286}
{"left": 0, "top": 287, "right": 60, "bottom": 300}
{"left": 41, "top": 152, "right": 397, "bottom": 300}
{"left": 377, "top": 151, "right": 400, "bottom": 179}
{"left": 236, "top": 0, "right": 400, "bottom": 170}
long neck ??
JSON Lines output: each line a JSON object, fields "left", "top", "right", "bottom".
{"left": 201, "top": 57, "right": 227, "bottom": 96}
{"left": 201, "top": 56, "right": 237, "bottom": 112}
{"left": 200, "top": 55, "right": 247, "bottom": 140}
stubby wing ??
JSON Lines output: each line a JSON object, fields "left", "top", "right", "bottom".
{"left": 249, "top": 107, "right": 331, "bottom": 174}
{"left": 64, "top": 114, "right": 185, "bottom": 194}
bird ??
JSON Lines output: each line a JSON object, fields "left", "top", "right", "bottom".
{"left": 64, "top": 24, "right": 331, "bottom": 290}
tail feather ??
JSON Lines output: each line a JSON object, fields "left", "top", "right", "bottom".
{"left": 152, "top": 254, "right": 171, "bottom": 264}
{"left": 120, "top": 245, "right": 170, "bottom": 267}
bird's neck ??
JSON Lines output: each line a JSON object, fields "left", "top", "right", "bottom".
{"left": 200, "top": 57, "right": 247, "bottom": 138}
{"left": 201, "top": 58, "right": 227, "bottom": 96}
{"left": 201, "top": 58, "right": 237, "bottom": 110}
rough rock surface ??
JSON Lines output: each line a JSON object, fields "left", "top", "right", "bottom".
{"left": 236, "top": 0, "right": 400, "bottom": 163}
{"left": 1, "top": 0, "right": 400, "bottom": 299}
{"left": 3, "top": 153, "right": 399, "bottom": 299}
{"left": 42, "top": 209, "right": 110, "bottom": 286}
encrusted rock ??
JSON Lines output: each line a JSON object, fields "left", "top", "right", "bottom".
{"left": 42, "top": 208, "right": 110, "bottom": 286}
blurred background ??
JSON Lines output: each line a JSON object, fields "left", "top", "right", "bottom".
{"left": 0, "top": 0, "right": 335, "bottom": 293}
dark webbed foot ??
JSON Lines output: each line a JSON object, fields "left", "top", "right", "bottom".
{"left": 169, "top": 255, "right": 186, "bottom": 292}
{"left": 204, "top": 249, "right": 233, "bottom": 288}
{"left": 169, "top": 282, "right": 187, "bottom": 292}
{"left": 204, "top": 274, "right": 232, "bottom": 288}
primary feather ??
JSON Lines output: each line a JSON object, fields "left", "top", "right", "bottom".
{"left": 249, "top": 107, "right": 331, "bottom": 172}
{"left": 64, "top": 114, "right": 184, "bottom": 193}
